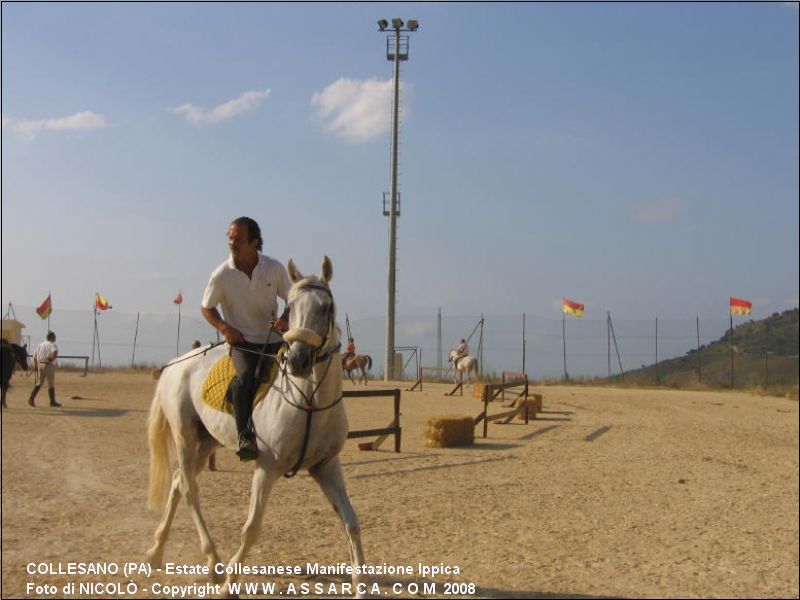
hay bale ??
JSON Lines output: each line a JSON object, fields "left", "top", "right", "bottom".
{"left": 425, "top": 415, "right": 474, "bottom": 448}
{"left": 515, "top": 394, "right": 543, "bottom": 420}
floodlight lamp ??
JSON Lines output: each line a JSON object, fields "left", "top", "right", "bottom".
{"left": 391, "top": 18, "right": 404, "bottom": 29}
{"left": 378, "top": 19, "right": 388, "bottom": 31}
{"left": 407, "top": 20, "right": 419, "bottom": 31}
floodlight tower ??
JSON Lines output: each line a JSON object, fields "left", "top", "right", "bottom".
{"left": 378, "top": 17, "right": 419, "bottom": 381}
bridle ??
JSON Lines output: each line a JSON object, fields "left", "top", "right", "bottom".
{"left": 277, "top": 280, "right": 343, "bottom": 477}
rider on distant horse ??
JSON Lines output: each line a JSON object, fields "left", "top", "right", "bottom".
{"left": 344, "top": 337, "right": 356, "bottom": 360}
{"left": 455, "top": 338, "right": 469, "bottom": 367}
{"left": 201, "top": 217, "right": 291, "bottom": 462}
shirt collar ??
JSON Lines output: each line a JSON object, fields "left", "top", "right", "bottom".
{"left": 227, "top": 253, "right": 264, "bottom": 270}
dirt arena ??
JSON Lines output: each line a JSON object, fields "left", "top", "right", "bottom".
{"left": 2, "top": 369, "right": 798, "bottom": 599}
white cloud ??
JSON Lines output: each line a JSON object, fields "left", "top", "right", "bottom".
{"left": 631, "top": 200, "right": 681, "bottom": 224}
{"left": 5, "top": 111, "right": 107, "bottom": 141}
{"left": 170, "top": 89, "right": 271, "bottom": 125}
{"left": 311, "top": 77, "right": 404, "bottom": 143}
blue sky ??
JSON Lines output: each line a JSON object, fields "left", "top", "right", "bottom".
{"left": 3, "top": 2, "right": 798, "bottom": 335}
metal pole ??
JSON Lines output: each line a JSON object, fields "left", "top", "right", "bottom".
{"left": 697, "top": 316, "right": 701, "bottom": 382}
{"left": 437, "top": 307, "right": 442, "bottom": 375}
{"left": 522, "top": 312, "right": 526, "bottom": 375}
{"left": 607, "top": 312, "right": 611, "bottom": 381}
{"left": 131, "top": 312, "right": 140, "bottom": 367}
{"left": 655, "top": 317, "right": 659, "bottom": 385}
{"left": 764, "top": 319, "right": 769, "bottom": 389}
{"left": 384, "top": 27, "right": 402, "bottom": 382}
{"left": 478, "top": 314, "right": 484, "bottom": 374}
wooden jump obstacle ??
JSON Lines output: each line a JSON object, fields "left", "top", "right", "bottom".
{"left": 208, "top": 388, "right": 402, "bottom": 470}
{"left": 344, "top": 388, "right": 402, "bottom": 452}
{"left": 472, "top": 376, "right": 540, "bottom": 438}
{"left": 446, "top": 381, "right": 464, "bottom": 396}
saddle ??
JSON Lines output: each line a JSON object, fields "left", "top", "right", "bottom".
{"left": 201, "top": 347, "right": 285, "bottom": 415}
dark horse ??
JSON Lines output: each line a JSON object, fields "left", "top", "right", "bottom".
{"left": 1, "top": 339, "right": 29, "bottom": 408}
{"left": 341, "top": 353, "right": 372, "bottom": 385}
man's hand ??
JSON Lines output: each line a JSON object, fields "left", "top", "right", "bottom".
{"left": 272, "top": 318, "right": 289, "bottom": 333}
{"left": 221, "top": 324, "right": 245, "bottom": 345}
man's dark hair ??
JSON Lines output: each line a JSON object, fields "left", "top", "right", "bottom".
{"left": 232, "top": 216, "right": 263, "bottom": 251}
{"left": 47, "top": 331, "right": 56, "bottom": 341}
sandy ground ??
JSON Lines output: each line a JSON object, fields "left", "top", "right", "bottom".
{"left": 1, "top": 369, "right": 798, "bottom": 599}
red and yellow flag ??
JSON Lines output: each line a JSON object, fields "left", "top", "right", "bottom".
{"left": 730, "top": 297, "right": 752, "bottom": 316}
{"left": 36, "top": 294, "right": 52, "bottom": 319}
{"left": 173, "top": 291, "right": 183, "bottom": 305}
{"left": 562, "top": 297, "right": 585, "bottom": 318}
{"left": 95, "top": 292, "right": 111, "bottom": 311}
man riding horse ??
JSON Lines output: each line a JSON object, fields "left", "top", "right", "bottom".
{"left": 201, "top": 216, "right": 291, "bottom": 461}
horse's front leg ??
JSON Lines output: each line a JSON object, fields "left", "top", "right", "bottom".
{"left": 309, "top": 456, "right": 365, "bottom": 598}
{"left": 224, "top": 464, "right": 278, "bottom": 596}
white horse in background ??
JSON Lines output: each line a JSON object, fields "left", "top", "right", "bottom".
{"left": 146, "top": 256, "right": 365, "bottom": 595}
{"left": 448, "top": 350, "right": 479, "bottom": 385}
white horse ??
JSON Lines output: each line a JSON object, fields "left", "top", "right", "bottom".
{"left": 146, "top": 256, "right": 365, "bottom": 595}
{"left": 448, "top": 350, "right": 479, "bottom": 385}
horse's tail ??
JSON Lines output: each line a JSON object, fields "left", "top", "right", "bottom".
{"left": 147, "top": 382, "right": 174, "bottom": 511}
{"left": 366, "top": 355, "right": 373, "bottom": 370}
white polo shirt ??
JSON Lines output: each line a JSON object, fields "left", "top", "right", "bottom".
{"left": 201, "top": 254, "right": 292, "bottom": 344}
{"left": 34, "top": 341, "right": 58, "bottom": 364}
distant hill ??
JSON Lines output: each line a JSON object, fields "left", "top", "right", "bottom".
{"left": 607, "top": 308, "right": 799, "bottom": 391}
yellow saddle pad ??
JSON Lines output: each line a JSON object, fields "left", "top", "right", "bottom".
{"left": 201, "top": 349, "right": 283, "bottom": 415}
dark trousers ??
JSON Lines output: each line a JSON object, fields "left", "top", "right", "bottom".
{"left": 229, "top": 341, "right": 282, "bottom": 438}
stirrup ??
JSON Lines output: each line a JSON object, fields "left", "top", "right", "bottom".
{"left": 236, "top": 432, "right": 258, "bottom": 462}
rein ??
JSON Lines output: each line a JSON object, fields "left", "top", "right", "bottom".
{"left": 277, "top": 281, "right": 343, "bottom": 478}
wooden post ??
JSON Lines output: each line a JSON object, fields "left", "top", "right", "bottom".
{"left": 393, "top": 389, "right": 401, "bottom": 453}
{"left": 483, "top": 385, "right": 489, "bottom": 439}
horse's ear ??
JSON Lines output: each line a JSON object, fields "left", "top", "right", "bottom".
{"left": 287, "top": 258, "right": 303, "bottom": 283}
{"left": 321, "top": 255, "right": 333, "bottom": 283}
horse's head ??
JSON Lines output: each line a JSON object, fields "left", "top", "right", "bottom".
{"left": 3, "top": 341, "right": 29, "bottom": 371}
{"left": 283, "top": 256, "right": 339, "bottom": 378}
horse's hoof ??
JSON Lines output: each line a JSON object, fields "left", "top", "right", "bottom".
{"left": 145, "top": 548, "right": 162, "bottom": 569}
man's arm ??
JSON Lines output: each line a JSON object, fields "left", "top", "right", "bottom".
{"left": 201, "top": 306, "right": 244, "bottom": 344}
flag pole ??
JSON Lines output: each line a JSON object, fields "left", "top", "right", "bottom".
{"left": 47, "top": 290, "right": 51, "bottom": 331}
{"left": 95, "top": 308, "right": 102, "bottom": 368}
{"left": 730, "top": 313, "right": 734, "bottom": 389}
{"left": 176, "top": 301, "right": 182, "bottom": 356}
{"left": 562, "top": 307, "right": 567, "bottom": 383}
{"left": 91, "top": 302, "right": 97, "bottom": 368}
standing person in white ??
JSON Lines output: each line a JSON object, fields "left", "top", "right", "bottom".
{"left": 29, "top": 331, "right": 61, "bottom": 407}
{"left": 201, "top": 217, "right": 291, "bottom": 461}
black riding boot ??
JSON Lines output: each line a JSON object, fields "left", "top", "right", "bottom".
{"left": 49, "top": 388, "right": 61, "bottom": 407}
{"left": 230, "top": 380, "right": 257, "bottom": 461}
{"left": 29, "top": 385, "right": 41, "bottom": 406}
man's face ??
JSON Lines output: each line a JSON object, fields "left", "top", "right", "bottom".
{"left": 227, "top": 223, "right": 259, "bottom": 262}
